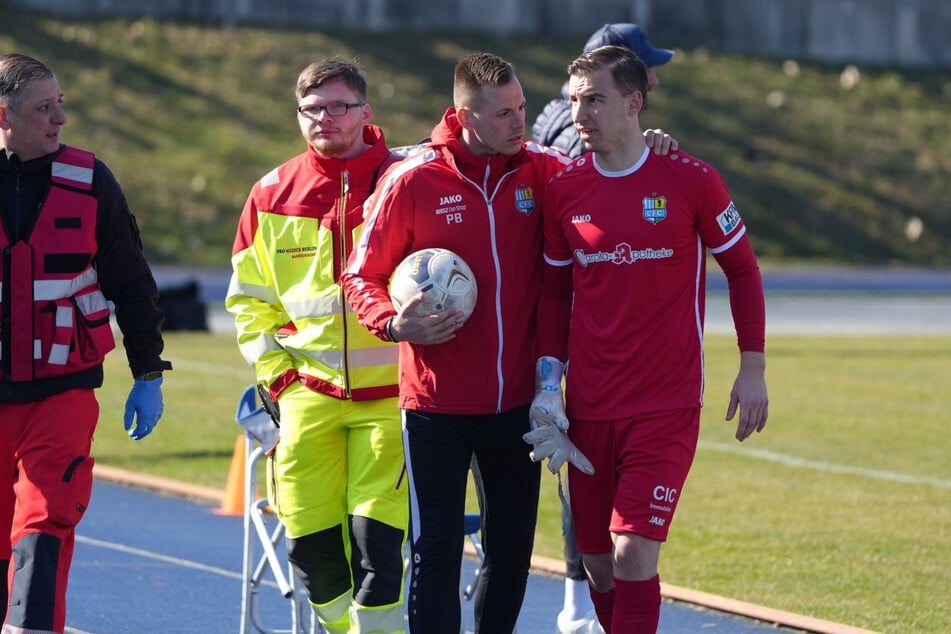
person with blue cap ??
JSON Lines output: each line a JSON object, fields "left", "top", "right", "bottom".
{"left": 531, "top": 23, "right": 674, "bottom": 634}
{"left": 533, "top": 23, "right": 674, "bottom": 159}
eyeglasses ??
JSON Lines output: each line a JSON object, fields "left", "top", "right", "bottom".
{"left": 296, "top": 102, "right": 365, "bottom": 118}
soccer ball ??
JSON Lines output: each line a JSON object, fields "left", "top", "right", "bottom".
{"left": 389, "top": 248, "right": 478, "bottom": 323}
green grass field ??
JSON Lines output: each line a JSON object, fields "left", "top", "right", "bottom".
{"left": 93, "top": 330, "right": 950, "bottom": 633}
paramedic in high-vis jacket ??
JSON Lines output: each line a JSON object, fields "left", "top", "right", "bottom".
{"left": 226, "top": 58, "right": 410, "bottom": 634}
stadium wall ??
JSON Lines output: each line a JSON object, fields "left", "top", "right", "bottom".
{"left": 9, "top": 0, "right": 951, "bottom": 67}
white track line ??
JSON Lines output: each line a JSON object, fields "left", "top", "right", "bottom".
{"left": 702, "top": 441, "right": 951, "bottom": 489}
{"left": 69, "top": 535, "right": 288, "bottom": 634}
{"left": 75, "top": 534, "right": 245, "bottom": 580}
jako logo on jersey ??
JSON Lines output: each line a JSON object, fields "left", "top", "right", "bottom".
{"left": 717, "top": 201, "right": 742, "bottom": 235}
{"left": 515, "top": 186, "right": 535, "bottom": 215}
{"left": 571, "top": 214, "right": 591, "bottom": 224}
{"left": 642, "top": 195, "right": 667, "bottom": 225}
{"left": 648, "top": 516, "right": 666, "bottom": 527}
{"left": 436, "top": 193, "right": 467, "bottom": 223}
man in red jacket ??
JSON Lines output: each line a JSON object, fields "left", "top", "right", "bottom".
{"left": 343, "top": 52, "right": 574, "bottom": 633}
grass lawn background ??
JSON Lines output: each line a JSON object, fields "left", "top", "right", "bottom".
{"left": 93, "top": 332, "right": 951, "bottom": 633}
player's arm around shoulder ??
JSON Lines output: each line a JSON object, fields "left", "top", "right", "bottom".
{"left": 644, "top": 128, "right": 679, "bottom": 155}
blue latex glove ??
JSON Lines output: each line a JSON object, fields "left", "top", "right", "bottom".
{"left": 124, "top": 376, "right": 164, "bottom": 440}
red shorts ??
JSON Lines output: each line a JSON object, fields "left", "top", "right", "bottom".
{"left": 568, "top": 407, "right": 700, "bottom": 553}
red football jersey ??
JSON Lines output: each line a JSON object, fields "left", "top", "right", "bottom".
{"left": 540, "top": 147, "right": 764, "bottom": 419}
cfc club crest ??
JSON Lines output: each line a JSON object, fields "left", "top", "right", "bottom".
{"left": 642, "top": 195, "right": 667, "bottom": 225}
{"left": 515, "top": 186, "right": 535, "bottom": 215}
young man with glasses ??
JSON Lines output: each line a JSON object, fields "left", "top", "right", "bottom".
{"left": 226, "top": 57, "right": 409, "bottom": 634}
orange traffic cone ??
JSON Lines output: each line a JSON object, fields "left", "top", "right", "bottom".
{"left": 214, "top": 434, "right": 247, "bottom": 516}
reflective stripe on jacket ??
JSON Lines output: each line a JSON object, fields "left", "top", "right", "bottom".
{"left": 0, "top": 146, "right": 115, "bottom": 381}
{"left": 226, "top": 125, "right": 399, "bottom": 401}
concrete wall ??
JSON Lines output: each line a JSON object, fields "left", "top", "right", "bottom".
{"left": 10, "top": 0, "right": 951, "bottom": 66}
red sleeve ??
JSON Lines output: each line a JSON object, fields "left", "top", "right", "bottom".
{"left": 536, "top": 261, "right": 572, "bottom": 361}
{"left": 691, "top": 164, "right": 765, "bottom": 352}
{"left": 535, "top": 175, "right": 573, "bottom": 361}
{"left": 713, "top": 236, "right": 766, "bottom": 353}
{"left": 232, "top": 189, "right": 259, "bottom": 255}
{"left": 342, "top": 168, "right": 415, "bottom": 341}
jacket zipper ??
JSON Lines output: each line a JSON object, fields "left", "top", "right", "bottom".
{"left": 339, "top": 170, "right": 352, "bottom": 399}
{"left": 475, "top": 157, "right": 520, "bottom": 412}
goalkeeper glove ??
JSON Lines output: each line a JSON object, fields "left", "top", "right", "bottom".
{"left": 523, "top": 419, "right": 595, "bottom": 475}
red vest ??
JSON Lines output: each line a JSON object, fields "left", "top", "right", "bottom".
{"left": 0, "top": 146, "right": 115, "bottom": 381}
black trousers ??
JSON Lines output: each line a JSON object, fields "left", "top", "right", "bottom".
{"left": 404, "top": 406, "right": 541, "bottom": 633}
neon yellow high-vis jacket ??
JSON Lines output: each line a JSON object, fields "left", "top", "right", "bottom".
{"left": 226, "top": 125, "right": 400, "bottom": 401}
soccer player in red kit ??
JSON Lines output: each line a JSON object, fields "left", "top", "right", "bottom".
{"left": 529, "top": 45, "right": 769, "bottom": 633}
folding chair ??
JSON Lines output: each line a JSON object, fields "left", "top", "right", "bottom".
{"left": 235, "top": 385, "right": 317, "bottom": 634}
{"left": 236, "top": 385, "right": 489, "bottom": 631}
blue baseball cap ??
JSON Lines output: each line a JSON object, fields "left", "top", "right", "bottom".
{"left": 583, "top": 23, "right": 674, "bottom": 67}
